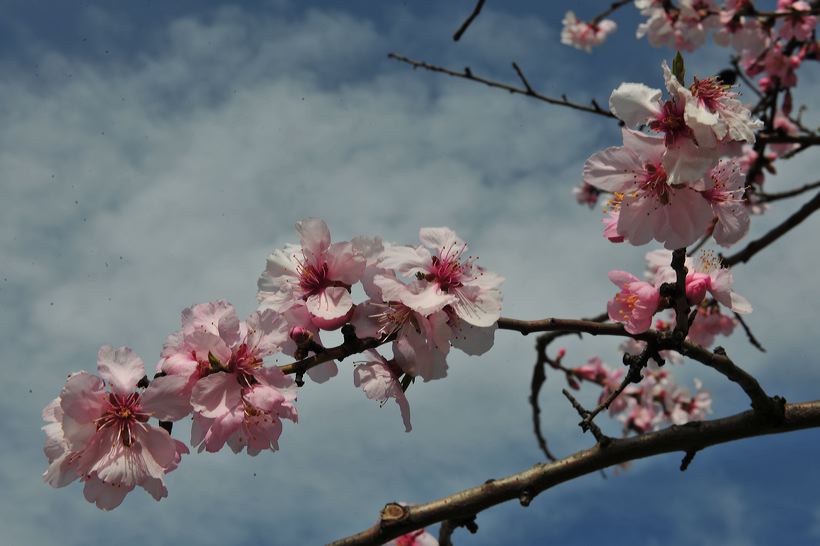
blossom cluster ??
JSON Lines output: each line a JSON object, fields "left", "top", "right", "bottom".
{"left": 555, "top": 354, "right": 713, "bottom": 435}
{"left": 43, "top": 219, "right": 503, "bottom": 509}
{"left": 607, "top": 249, "right": 750, "bottom": 337}
{"left": 583, "top": 59, "right": 763, "bottom": 249}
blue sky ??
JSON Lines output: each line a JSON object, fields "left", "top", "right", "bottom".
{"left": 2, "top": 1, "right": 819, "bottom": 545}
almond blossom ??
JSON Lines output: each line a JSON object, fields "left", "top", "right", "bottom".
{"left": 687, "top": 303, "right": 738, "bottom": 347}
{"left": 561, "top": 11, "right": 617, "bottom": 52}
{"left": 378, "top": 227, "right": 503, "bottom": 328}
{"left": 684, "top": 251, "right": 752, "bottom": 314}
{"left": 584, "top": 128, "right": 714, "bottom": 248}
{"left": 354, "top": 350, "right": 412, "bottom": 432}
{"left": 777, "top": 0, "right": 817, "bottom": 42}
{"left": 607, "top": 270, "right": 661, "bottom": 334}
{"left": 43, "top": 346, "right": 190, "bottom": 510}
{"left": 257, "top": 218, "right": 366, "bottom": 330}
{"left": 636, "top": 1, "right": 720, "bottom": 52}
{"left": 701, "top": 159, "right": 750, "bottom": 247}
{"left": 159, "top": 302, "right": 299, "bottom": 455}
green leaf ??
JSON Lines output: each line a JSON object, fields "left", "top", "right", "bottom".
{"left": 208, "top": 351, "right": 222, "bottom": 371}
{"left": 672, "top": 52, "right": 685, "bottom": 85}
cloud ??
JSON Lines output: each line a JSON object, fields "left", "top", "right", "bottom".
{"left": 3, "top": 2, "right": 820, "bottom": 545}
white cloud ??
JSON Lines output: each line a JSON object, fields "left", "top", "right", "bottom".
{"left": 3, "top": 3, "right": 819, "bottom": 545}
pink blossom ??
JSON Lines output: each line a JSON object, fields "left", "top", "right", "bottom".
{"left": 561, "top": 11, "right": 617, "bottom": 52}
{"left": 701, "top": 159, "right": 750, "bottom": 247}
{"left": 354, "top": 351, "right": 412, "bottom": 432}
{"left": 636, "top": 1, "right": 720, "bottom": 52}
{"left": 777, "top": 0, "right": 817, "bottom": 42}
{"left": 667, "top": 378, "right": 713, "bottom": 424}
{"left": 685, "top": 251, "right": 752, "bottom": 313}
{"left": 159, "top": 302, "right": 299, "bottom": 454}
{"left": 584, "top": 128, "right": 714, "bottom": 248}
{"left": 573, "top": 182, "right": 601, "bottom": 208}
{"left": 713, "top": 2, "right": 770, "bottom": 56}
{"left": 257, "top": 218, "right": 365, "bottom": 329}
{"left": 607, "top": 271, "right": 661, "bottom": 334}
{"left": 687, "top": 304, "right": 737, "bottom": 347}
{"left": 43, "top": 346, "right": 190, "bottom": 510}
{"left": 771, "top": 113, "right": 801, "bottom": 157}
{"left": 378, "top": 227, "right": 503, "bottom": 327}
{"left": 602, "top": 207, "right": 625, "bottom": 243}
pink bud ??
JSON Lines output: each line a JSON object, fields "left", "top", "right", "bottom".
{"left": 289, "top": 326, "right": 311, "bottom": 344}
{"left": 685, "top": 272, "right": 711, "bottom": 305}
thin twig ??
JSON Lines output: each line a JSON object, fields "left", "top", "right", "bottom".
{"left": 722, "top": 190, "right": 820, "bottom": 267}
{"left": 591, "top": 0, "right": 632, "bottom": 25}
{"left": 757, "top": 180, "right": 820, "bottom": 203}
{"left": 452, "top": 0, "right": 486, "bottom": 41}
{"left": 388, "top": 53, "right": 618, "bottom": 119}
{"left": 733, "top": 312, "right": 766, "bottom": 353}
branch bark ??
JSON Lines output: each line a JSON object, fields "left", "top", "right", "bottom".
{"left": 330, "top": 401, "right": 820, "bottom": 546}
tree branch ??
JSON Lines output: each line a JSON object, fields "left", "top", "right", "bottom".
{"left": 330, "top": 401, "right": 820, "bottom": 546}
{"left": 757, "top": 180, "right": 820, "bottom": 203}
{"left": 387, "top": 53, "right": 618, "bottom": 119}
{"left": 452, "top": 0, "right": 486, "bottom": 42}
{"left": 722, "top": 190, "right": 820, "bottom": 267}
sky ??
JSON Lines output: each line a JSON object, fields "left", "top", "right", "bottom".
{"left": 2, "top": 1, "right": 819, "bottom": 545}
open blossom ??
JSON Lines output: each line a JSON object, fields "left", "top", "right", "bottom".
{"left": 636, "top": 1, "right": 720, "bottom": 52}
{"left": 258, "top": 218, "right": 365, "bottom": 330}
{"left": 687, "top": 303, "right": 737, "bottom": 347}
{"left": 354, "top": 351, "right": 411, "bottom": 432}
{"left": 584, "top": 128, "right": 713, "bottom": 249}
{"left": 561, "top": 11, "right": 617, "bottom": 52}
{"left": 43, "top": 346, "right": 190, "bottom": 510}
{"left": 378, "top": 227, "right": 503, "bottom": 328}
{"left": 713, "top": 2, "right": 770, "bottom": 56}
{"left": 159, "top": 302, "right": 298, "bottom": 455}
{"left": 573, "top": 181, "right": 600, "bottom": 208}
{"left": 777, "top": 0, "right": 817, "bottom": 42}
{"left": 685, "top": 251, "right": 752, "bottom": 313}
{"left": 607, "top": 271, "right": 661, "bottom": 334}
{"left": 701, "top": 159, "right": 750, "bottom": 247}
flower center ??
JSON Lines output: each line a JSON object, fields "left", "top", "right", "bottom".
{"left": 96, "top": 392, "right": 149, "bottom": 447}
{"left": 649, "top": 100, "right": 691, "bottom": 147}
{"left": 690, "top": 77, "right": 728, "bottom": 111}
{"left": 297, "top": 260, "right": 329, "bottom": 295}
{"left": 639, "top": 163, "right": 671, "bottom": 204}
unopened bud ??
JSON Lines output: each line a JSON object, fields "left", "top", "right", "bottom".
{"left": 289, "top": 326, "right": 312, "bottom": 345}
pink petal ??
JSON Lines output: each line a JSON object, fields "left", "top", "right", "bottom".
{"left": 296, "top": 218, "right": 331, "bottom": 259}
{"left": 419, "top": 227, "right": 466, "bottom": 254}
{"left": 306, "top": 286, "right": 354, "bottom": 320}
{"left": 83, "top": 475, "right": 132, "bottom": 511}
{"left": 141, "top": 375, "right": 192, "bottom": 421}
{"left": 191, "top": 372, "right": 241, "bottom": 419}
{"left": 97, "top": 346, "right": 145, "bottom": 395}
{"left": 609, "top": 82, "right": 662, "bottom": 126}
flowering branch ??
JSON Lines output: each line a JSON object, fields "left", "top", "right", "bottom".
{"left": 590, "top": 0, "right": 633, "bottom": 25}
{"left": 387, "top": 53, "right": 618, "bottom": 119}
{"left": 330, "top": 400, "right": 820, "bottom": 546}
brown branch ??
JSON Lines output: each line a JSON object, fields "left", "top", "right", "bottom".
{"left": 330, "top": 401, "right": 820, "bottom": 546}
{"left": 758, "top": 133, "right": 820, "bottom": 145}
{"left": 591, "top": 0, "right": 632, "bottom": 25}
{"left": 722, "top": 190, "right": 820, "bottom": 267}
{"left": 757, "top": 180, "right": 820, "bottom": 203}
{"left": 733, "top": 312, "right": 767, "bottom": 353}
{"left": 452, "top": 0, "right": 486, "bottom": 41}
{"left": 499, "top": 316, "right": 778, "bottom": 412}
{"left": 278, "top": 329, "right": 394, "bottom": 379}
{"left": 387, "top": 53, "right": 618, "bottom": 119}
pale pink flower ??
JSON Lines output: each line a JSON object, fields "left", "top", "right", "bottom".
{"left": 686, "top": 76, "right": 763, "bottom": 145}
{"left": 667, "top": 378, "right": 713, "bottom": 424}
{"left": 351, "top": 295, "right": 451, "bottom": 382}
{"left": 701, "top": 159, "right": 750, "bottom": 247}
{"left": 609, "top": 63, "right": 725, "bottom": 185}
{"left": 43, "top": 346, "right": 190, "bottom": 510}
{"left": 160, "top": 303, "right": 299, "bottom": 454}
{"left": 771, "top": 113, "right": 801, "bottom": 157}
{"left": 636, "top": 1, "right": 719, "bottom": 52}
{"left": 777, "top": 0, "right": 817, "bottom": 42}
{"left": 584, "top": 128, "right": 714, "bottom": 248}
{"left": 573, "top": 182, "right": 601, "bottom": 208}
{"left": 687, "top": 304, "right": 737, "bottom": 347}
{"left": 714, "top": 3, "right": 770, "bottom": 56}
{"left": 378, "top": 227, "right": 503, "bottom": 327}
{"left": 354, "top": 351, "right": 411, "bottom": 432}
{"left": 561, "top": 11, "right": 617, "bottom": 52}
{"left": 685, "top": 251, "right": 752, "bottom": 313}
{"left": 257, "top": 218, "right": 365, "bottom": 329}
{"left": 607, "top": 271, "right": 661, "bottom": 334}
{"left": 602, "top": 208, "right": 625, "bottom": 243}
